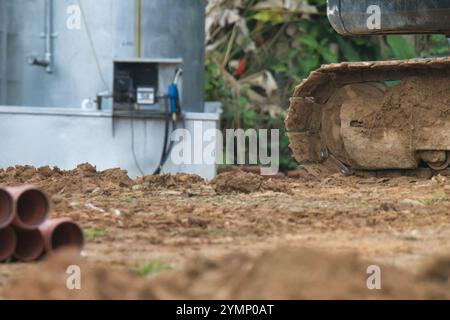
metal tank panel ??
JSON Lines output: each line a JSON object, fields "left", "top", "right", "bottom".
{"left": 140, "top": 0, "right": 205, "bottom": 111}
{"left": 0, "top": 0, "right": 205, "bottom": 111}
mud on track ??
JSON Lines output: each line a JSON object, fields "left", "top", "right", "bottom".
{"left": 2, "top": 164, "right": 450, "bottom": 299}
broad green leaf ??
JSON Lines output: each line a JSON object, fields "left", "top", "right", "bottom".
{"left": 299, "top": 35, "right": 319, "bottom": 50}
{"left": 386, "top": 35, "right": 416, "bottom": 59}
{"left": 320, "top": 47, "right": 338, "bottom": 63}
{"left": 299, "top": 55, "right": 320, "bottom": 75}
{"left": 337, "top": 38, "right": 361, "bottom": 61}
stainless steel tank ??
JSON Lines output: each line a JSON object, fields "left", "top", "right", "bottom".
{"left": 0, "top": 0, "right": 205, "bottom": 111}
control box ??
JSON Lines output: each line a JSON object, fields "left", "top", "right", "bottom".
{"left": 113, "top": 58, "right": 182, "bottom": 113}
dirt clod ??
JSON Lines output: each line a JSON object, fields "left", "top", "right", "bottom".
{"left": 136, "top": 173, "right": 206, "bottom": 191}
{"left": 211, "top": 171, "right": 292, "bottom": 194}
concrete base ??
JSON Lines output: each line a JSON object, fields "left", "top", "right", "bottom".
{"left": 0, "top": 103, "right": 221, "bottom": 180}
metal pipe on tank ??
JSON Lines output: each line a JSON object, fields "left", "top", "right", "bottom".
{"left": 44, "top": 0, "right": 54, "bottom": 73}
{"left": 28, "top": 0, "right": 54, "bottom": 73}
{"left": 136, "top": 0, "right": 142, "bottom": 58}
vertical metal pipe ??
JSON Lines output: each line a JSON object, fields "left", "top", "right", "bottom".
{"left": 0, "top": 0, "right": 8, "bottom": 103}
{"left": 44, "top": 0, "right": 53, "bottom": 73}
{"left": 29, "top": 0, "right": 54, "bottom": 72}
{"left": 136, "top": 0, "right": 142, "bottom": 58}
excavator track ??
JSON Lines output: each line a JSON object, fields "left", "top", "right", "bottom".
{"left": 285, "top": 57, "right": 450, "bottom": 177}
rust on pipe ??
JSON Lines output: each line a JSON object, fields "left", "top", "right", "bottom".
{"left": 5, "top": 186, "right": 49, "bottom": 230}
{"left": 39, "top": 218, "right": 84, "bottom": 253}
{"left": 0, "top": 189, "right": 14, "bottom": 229}
{"left": 0, "top": 226, "right": 17, "bottom": 262}
{"left": 13, "top": 228, "right": 45, "bottom": 262}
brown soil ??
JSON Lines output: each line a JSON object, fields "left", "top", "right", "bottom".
{"left": 211, "top": 171, "right": 292, "bottom": 194}
{"left": 5, "top": 246, "right": 450, "bottom": 300}
{"left": 2, "top": 164, "right": 450, "bottom": 299}
{"left": 147, "top": 248, "right": 450, "bottom": 300}
{"left": 370, "top": 76, "right": 450, "bottom": 130}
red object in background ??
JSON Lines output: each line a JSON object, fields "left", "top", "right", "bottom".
{"left": 235, "top": 58, "right": 247, "bottom": 77}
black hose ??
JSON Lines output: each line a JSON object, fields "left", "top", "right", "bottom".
{"left": 153, "top": 98, "right": 177, "bottom": 175}
{"left": 157, "top": 119, "right": 177, "bottom": 171}
{"left": 131, "top": 118, "right": 145, "bottom": 177}
{"left": 152, "top": 68, "right": 184, "bottom": 175}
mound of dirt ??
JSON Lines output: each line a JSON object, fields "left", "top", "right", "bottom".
{"left": 6, "top": 247, "right": 450, "bottom": 300}
{"left": 211, "top": 171, "right": 292, "bottom": 194}
{"left": 211, "top": 171, "right": 264, "bottom": 193}
{"left": 0, "top": 164, "right": 133, "bottom": 196}
{"left": 134, "top": 173, "right": 206, "bottom": 191}
{"left": 0, "top": 165, "right": 296, "bottom": 199}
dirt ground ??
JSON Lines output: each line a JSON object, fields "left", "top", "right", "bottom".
{"left": 2, "top": 164, "right": 450, "bottom": 299}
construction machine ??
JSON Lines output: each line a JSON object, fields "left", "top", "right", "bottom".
{"left": 285, "top": 0, "right": 450, "bottom": 176}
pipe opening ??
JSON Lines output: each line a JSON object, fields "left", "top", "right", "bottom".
{"left": 17, "top": 189, "right": 49, "bottom": 227}
{"left": 0, "top": 190, "right": 13, "bottom": 228}
{"left": 50, "top": 222, "right": 84, "bottom": 250}
{"left": 0, "top": 227, "right": 16, "bottom": 262}
{"left": 14, "top": 229, "right": 44, "bottom": 262}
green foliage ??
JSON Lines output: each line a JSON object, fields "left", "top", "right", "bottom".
{"left": 419, "top": 35, "right": 450, "bottom": 57}
{"left": 386, "top": 35, "right": 416, "bottom": 59}
{"left": 84, "top": 228, "right": 107, "bottom": 240}
{"left": 136, "top": 260, "right": 172, "bottom": 277}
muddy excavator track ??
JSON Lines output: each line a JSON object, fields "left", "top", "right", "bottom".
{"left": 285, "top": 57, "right": 450, "bottom": 177}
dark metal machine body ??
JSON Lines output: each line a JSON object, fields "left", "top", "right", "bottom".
{"left": 328, "top": 0, "right": 450, "bottom": 36}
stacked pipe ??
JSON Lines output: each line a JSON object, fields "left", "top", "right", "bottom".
{"left": 0, "top": 185, "right": 84, "bottom": 262}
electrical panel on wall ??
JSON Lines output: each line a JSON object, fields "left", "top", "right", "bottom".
{"left": 112, "top": 58, "right": 182, "bottom": 114}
